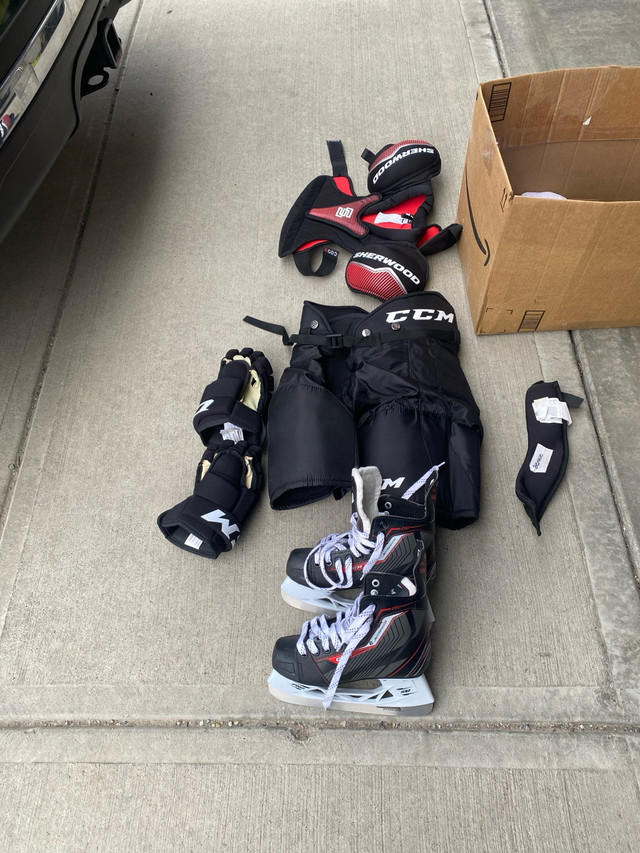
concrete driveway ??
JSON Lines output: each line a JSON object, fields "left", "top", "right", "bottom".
{"left": 1, "top": 0, "right": 639, "bottom": 849}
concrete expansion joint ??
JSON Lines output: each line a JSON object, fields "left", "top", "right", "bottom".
{"left": 2, "top": 719, "right": 640, "bottom": 737}
{"left": 571, "top": 332, "right": 640, "bottom": 585}
{"left": 478, "top": 0, "right": 510, "bottom": 77}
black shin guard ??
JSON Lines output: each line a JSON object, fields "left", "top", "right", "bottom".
{"left": 515, "top": 380, "right": 582, "bottom": 534}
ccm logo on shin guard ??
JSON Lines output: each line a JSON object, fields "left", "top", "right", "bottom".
{"left": 385, "top": 307, "right": 455, "bottom": 324}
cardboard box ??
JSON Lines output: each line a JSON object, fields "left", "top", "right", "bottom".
{"left": 456, "top": 66, "right": 640, "bottom": 334}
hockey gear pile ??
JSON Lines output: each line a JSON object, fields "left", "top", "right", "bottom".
{"left": 278, "top": 139, "right": 461, "bottom": 299}
{"left": 157, "top": 348, "right": 273, "bottom": 558}
{"left": 154, "top": 136, "right": 485, "bottom": 716}
{"left": 268, "top": 464, "right": 441, "bottom": 716}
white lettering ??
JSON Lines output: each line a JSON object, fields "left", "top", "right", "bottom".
{"left": 353, "top": 254, "right": 420, "bottom": 286}
{"left": 381, "top": 477, "right": 405, "bottom": 490}
{"left": 412, "top": 308, "right": 435, "bottom": 321}
{"left": 384, "top": 307, "right": 456, "bottom": 325}
{"left": 200, "top": 509, "right": 240, "bottom": 540}
{"left": 365, "top": 614, "right": 397, "bottom": 646}
{"left": 385, "top": 309, "right": 411, "bottom": 324}
{"left": 195, "top": 399, "right": 214, "bottom": 415}
{"left": 371, "top": 146, "right": 434, "bottom": 184}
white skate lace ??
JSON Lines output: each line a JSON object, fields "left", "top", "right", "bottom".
{"left": 401, "top": 463, "right": 444, "bottom": 500}
{"left": 303, "top": 513, "right": 385, "bottom": 590}
{"left": 296, "top": 595, "right": 377, "bottom": 709}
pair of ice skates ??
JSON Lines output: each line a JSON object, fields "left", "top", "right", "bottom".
{"left": 268, "top": 464, "right": 441, "bottom": 716}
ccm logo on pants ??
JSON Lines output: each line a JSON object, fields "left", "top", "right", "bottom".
{"left": 385, "top": 308, "right": 455, "bottom": 324}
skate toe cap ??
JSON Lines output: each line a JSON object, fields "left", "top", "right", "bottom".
{"left": 272, "top": 635, "right": 301, "bottom": 679}
{"left": 285, "top": 548, "right": 311, "bottom": 583}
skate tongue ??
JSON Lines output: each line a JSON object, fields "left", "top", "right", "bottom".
{"left": 351, "top": 467, "right": 382, "bottom": 536}
{"left": 364, "top": 571, "right": 417, "bottom": 598}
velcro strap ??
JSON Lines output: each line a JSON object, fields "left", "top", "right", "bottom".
{"left": 361, "top": 147, "right": 376, "bottom": 165}
{"left": 293, "top": 245, "right": 339, "bottom": 276}
{"left": 419, "top": 222, "right": 463, "bottom": 255}
{"left": 327, "top": 139, "right": 348, "bottom": 177}
{"left": 299, "top": 328, "right": 460, "bottom": 348}
{"left": 226, "top": 403, "right": 263, "bottom": 436}
{"left": 243, "top": 316, "right": 295, "bottom": 345}
{"left": 194, "top": 366, "right": 251, "bottom": 440}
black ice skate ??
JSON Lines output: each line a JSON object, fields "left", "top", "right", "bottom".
{"left": 268, "top": 540, "right": 434, "bottom": 715}
{"left": 280, "top": 464, "right": 441, "bottom": 615}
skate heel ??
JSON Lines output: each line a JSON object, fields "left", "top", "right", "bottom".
{"left": 374, "top": 676, "right": 435, "bottom": 715}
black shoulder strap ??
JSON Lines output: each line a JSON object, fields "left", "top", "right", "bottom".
{"left": 419, "top": 223, "right": 463, "bottom": 256}
{"left": 293, "top": 245, "right": 339, "bottom": 276}
{"left": 327, "top": 140, "right": 348, "bottom": 177}
{"left": 361, "top": 147, "right": 376, "bottom": 166}
{"left": 243, "top": 316, "right": 295, "bottom": 345}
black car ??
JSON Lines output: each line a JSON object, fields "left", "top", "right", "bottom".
{"left": 0, "top": 0, "right": 128, "bottom": 243}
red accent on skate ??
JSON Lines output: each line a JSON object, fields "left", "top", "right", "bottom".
{"left": 325, "top": 611, "right": 405, "bottom": 664}
{"left": 389, "top": 633, "right": 431, "bottom": 678}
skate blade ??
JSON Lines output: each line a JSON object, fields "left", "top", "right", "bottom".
{"left": 268, "top": 670, "right": 434, "bottom": 717}
{"left": 280, "top": 578, "right": 435, "bottom": 625}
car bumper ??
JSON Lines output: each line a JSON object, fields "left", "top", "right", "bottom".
{"left": 0, "top": 0, "right": 123, "bottom": 242}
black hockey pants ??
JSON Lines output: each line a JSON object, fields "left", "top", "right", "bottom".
{"left": 266, "top": 291, "right": 483, "bottom": 529}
